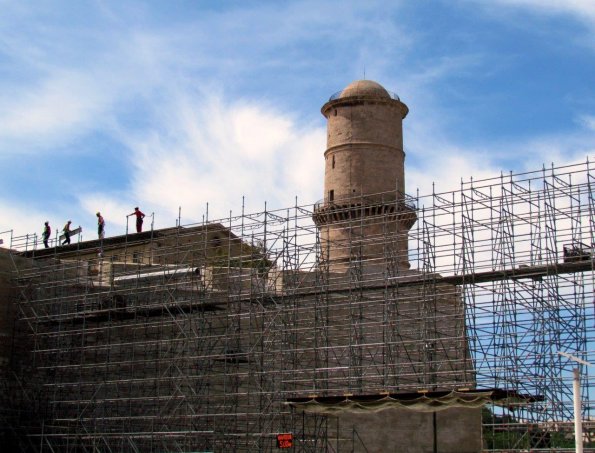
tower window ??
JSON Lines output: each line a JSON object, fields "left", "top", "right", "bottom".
{"left": 332, "top": 155, "right": 335, "bottom": 169}
{"left": 329, "top": 190, "right": 334, "bottom": 202}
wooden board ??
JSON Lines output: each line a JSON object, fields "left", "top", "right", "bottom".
{"left": 59, "top": 226, "right": 82, "bottom": 242}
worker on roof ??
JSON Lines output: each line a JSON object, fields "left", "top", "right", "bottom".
{"left": 42, "top": 221, "right": 51, "bottom": 248}
{"left": 62, "top": 221, "right": 72, "bottom": 245}
{"left": 96, "top": 212, "right": 105, "bottom": 239}
{"left": 128, "top": 207, "right": 146, "bottom": 233}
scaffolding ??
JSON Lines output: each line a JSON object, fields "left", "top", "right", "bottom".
{"left": 1, "top": 159, "right": 594, "bottom": 451}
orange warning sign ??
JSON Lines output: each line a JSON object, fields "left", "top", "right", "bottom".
{"left": 276, "top": 433, "right": 293, "bottom": 448}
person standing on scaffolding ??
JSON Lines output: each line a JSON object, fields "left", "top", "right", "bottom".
{"left": 62, "top": 220, "right": 72, "bottom": 245}
{"left": 129, "top": 207, "right": 146, "bottom": 233}
{"left": 96, "top": 212, "right": 105, "bottom": 239}
{"left": 42, "top": 221, "right": 51, "bottom": 248}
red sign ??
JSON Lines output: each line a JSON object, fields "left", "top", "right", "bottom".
{"left": 276, "top": 433, "right": 293, "bottom": 448}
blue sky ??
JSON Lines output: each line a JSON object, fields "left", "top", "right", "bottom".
{"left": 1, "top": 0, "right": 594, "bottom": 243}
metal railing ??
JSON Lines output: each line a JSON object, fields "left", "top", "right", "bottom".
{"left": 313, "top": 192, "right": 417, "bottom": 212}
{"left": 328, "top": 89, "right": 401, "bottom": 102}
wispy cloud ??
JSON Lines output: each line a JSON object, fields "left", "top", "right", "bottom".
{"left": 0, "top": 0, "right": 594, "bottom": 243}
{"left": 578, "top": 115, "right": 595, "bottom": 131}
{"left": 463, "top": 0, "right": 595, "bottom": 43}
{"left": 486, "top": 0, "right": 595, "bottom": 23}
{"left": 405, "top": 121, "right": 595, "bottom": 198}
{"left": 104, "top": 92, "right": 326, "bottom": 226}
{"left": 0, "top": 0, "right": 412, "bottom": 238}
{"left": 0, "top": 70, "right": 114, "bottom": 153}
{"left": 0, "top": 0, "right": 411, "bottom": 155}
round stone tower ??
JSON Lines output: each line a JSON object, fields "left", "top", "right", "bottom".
{"left": 313, "top": 80, "right": 417, "bottom": 273}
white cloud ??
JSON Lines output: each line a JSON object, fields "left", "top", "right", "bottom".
{"left": 78, "top": 194, "right": 135, "bottom": 232}
{"left": 1, "top": 0, "right": 593, "bottom": 243}
{"left": 0, "top": 13, "right": 191, "bottom": 156}
{"left": 407, "top": 148, "right": 502, "bottom": 198}
{"left": 578, "top": 115, "right": 595, "bottom": 131}
{"left": 0, "top": 200, "right": 74, "bottom": 250}
{"left": 0, "top": 201, "right": 42, "bottom": 249}
{"left": 406, "top": 127, "right": 595, "bottom": 200}
{"left": 401, "top": 82, "right": 595, "bottom": 197}
{"left": 0, "top": 71, "right": 110, "bottom": 151}
{"left": 230, "top": 106, "right": 293, "bottom": 159}
{"left": 488, "top": 0, "right": 595, "bottom": 22}
{"left": 0, "top": 1, "right": 408, "bottom": 157}
{"left": 80, "top": 92, "right": 326, "bottom": 229}
{"left": 464, "top": 0, "right": 595, "bottom": 37}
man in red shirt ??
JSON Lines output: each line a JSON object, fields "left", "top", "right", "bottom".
{"left": 129, "top": 207, "right": 146, "bottom": 233}
{"left": 96, "top": 212, "right": 105, "bottom": 239}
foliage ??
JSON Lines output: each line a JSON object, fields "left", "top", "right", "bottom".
{"left": 482, "top": 406, "right": 590, "bottom": 450}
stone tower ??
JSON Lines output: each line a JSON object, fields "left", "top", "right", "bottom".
{"left": 312, "top": 81, "right": 481, "bottom": 452}
{"left": 313, "top": 80, "right": 417, "bottom": 273}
